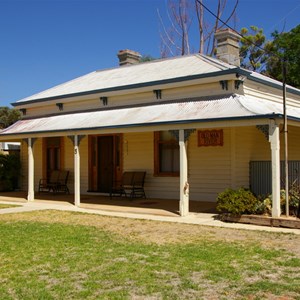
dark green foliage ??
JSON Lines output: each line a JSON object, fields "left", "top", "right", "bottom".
{"left": 240, "top": 26, "right": 269, "bottom": 72}
{"left": 217, "top": 187, "right": 259, "bottom": 215}
{"left": 261, "top": 187, "right": 300, "bottom": 217}
{"left": 265, "top": 25, "right": 300, "bottom": 88}
{"left": 0, "top": 153, "right": 21, "bottom": 191}
{"left": 0, "top": 106, "right": 21, "bottom": 129}
{"left": 140, "top": 55, "right": 156, "bottom": 62}
{"left": 240, "top": 24, "right": 300, "bottom": 89}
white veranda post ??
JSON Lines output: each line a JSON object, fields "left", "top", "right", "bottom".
{"left": 179, "top": 129, "right": 189, "bottom": 216}
{"left": 27, "top": 138, "right": 35, "bottom": 201}
{"left": 74, "top": 135, "right": 81, "bottom": 206}
{"left": 269, "top": 120, "right": 281, "bottom": 218}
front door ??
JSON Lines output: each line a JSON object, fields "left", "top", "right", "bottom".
{"left": 89, "top": 134, "right": 122, "bottom": 193}
{"left": 98, "top": 136, "right": 113, "bottom": 192}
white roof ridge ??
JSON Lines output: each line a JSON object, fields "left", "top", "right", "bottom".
{"left": 195, "top": 53, "right": 236, "bottom": 70}
{"left": 93, "top": 52, "right": 219, "bottom": 73}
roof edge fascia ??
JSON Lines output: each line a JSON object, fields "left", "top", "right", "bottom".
{"left": 246, "top": 72, "right": 300, "bottom": 97}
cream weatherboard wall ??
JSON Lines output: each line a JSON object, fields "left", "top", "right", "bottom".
{"left": 123, "top": 131, "right": 180, "bottom": 200}
{"left": 188, "top": 128, "right": 231, "bottom": 201}
{"left": 18, "top": 124, "right": 300, "bottom": 202}
{"left": 284, "top": 126, "right": 300, "bottom": 159}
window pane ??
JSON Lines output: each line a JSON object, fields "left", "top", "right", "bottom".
{"left": 173, "top": 147, "right": 179, "bottom": 172}
{"left": 155, "top": 131, "right": 179, "bottom": 175}
{"left": 159, "top": 143, "right": 179, "bottom": 173}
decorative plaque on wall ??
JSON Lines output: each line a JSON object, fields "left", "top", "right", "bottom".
{"left": 198, "top": 129, "right": 223, "bottom": 147}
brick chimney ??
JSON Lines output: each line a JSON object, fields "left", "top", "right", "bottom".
{"left": 215, "top": 28, "right": 240, "bottom": 66}
{"left": 117, "top": 49, "right": 141, "bottom": 66}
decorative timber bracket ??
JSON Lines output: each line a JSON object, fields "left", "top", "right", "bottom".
{"left": 20, "top": 108, "right": 26, "bottom": 116}
{"left": 22, "top": 138, "right": 37, "bottom": 146}
{"left": 256, "top": 125, "right": 269, "bottom": 140}
{"left": 219, "top": 80, "right": 228, "bottom": 90}
{"left": 153, "top": 89, "right": 162, "bottom": 99}
{"left": 67, "top": 135, "right": 86, "bottom": 146}
{"left": 169, "top": 129, "right": 196, "bottom": 142}
{"left": 100, "top": 97, "right": 108, "bottom": 106}
{"left": 234, "top": 80, "right": 243, "bottom": 90}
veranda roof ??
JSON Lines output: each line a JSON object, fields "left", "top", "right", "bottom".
{"left": 1, "top": 94, "right": 298, "bottom": 138}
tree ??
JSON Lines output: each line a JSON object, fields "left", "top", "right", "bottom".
{"left": 140, "top": 55, "right": 156, "bottom": 62}
{"left": 265, "top": 25, "right": 300, "bottom": 89}
{"left": 0, "top": 107, "right": 21, "bottom": 129}
{"left": 239, "top": 26, "right": 269, "bottom": 72}
{"left": 0, "top": 153, "right": 21, "bottom": 191}
{"left": 158, "top": 0, "right": 239, "bottom": 57}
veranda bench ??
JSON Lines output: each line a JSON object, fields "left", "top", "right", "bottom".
{"left": 38, "top": 170, "right": 70, "bottom": 194}
{"left": 110, "top": 171, "right": 146, "bottom": 199}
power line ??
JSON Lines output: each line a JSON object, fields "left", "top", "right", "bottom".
{"left": 266, "top": 2, "right": 300, "bottom": 34}
{"left": 195, "top": 0, "right": 281, "bottom": 60}
{"left": 195, "top": 0, "right": 290, "bottom": 217}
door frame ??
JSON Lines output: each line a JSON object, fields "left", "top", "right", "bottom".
{"left": 88, "top": 134, "right": 123, "bottom": 192}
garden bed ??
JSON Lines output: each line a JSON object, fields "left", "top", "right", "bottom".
{"left": 219, "top": 213, "right": 300, "bottom": 229}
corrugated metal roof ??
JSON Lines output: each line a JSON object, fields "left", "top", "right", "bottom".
{"left": 248, "top": 71, "right": 300, "bottom": 95}
{"left": 15, "top": 54, "right": 236, "bottom": 103}
{"left": 1, "top": 94, "right": 296, "bottom": 137}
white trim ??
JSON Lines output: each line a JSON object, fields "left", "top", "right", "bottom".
{"left": 74, "top": 135, "right": 80, "bottom": 206}
{"left": 230, "top": 128, "right": 237, "bottom": 189}
{"left": 179, "top": 129, "right": 189, "bottom": 216}
{"left": 269, "top": 119, "right": 281, "bottom": 217}
{"left": 27, "top": 138, "right": 34, "bottom": 201}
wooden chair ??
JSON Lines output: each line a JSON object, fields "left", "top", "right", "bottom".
{"left": 110, "top": 171, "right": 146, "bottom": 199}
{"left": 131, "top": 171, "right": 146, "bottom": 198}
{"left": 38, "top": 170, "right": 60, "bottom": 193}
{"left": 110, "top": 172, "right": 134, "bottom": 198}
{"left": 55, "top": 170, "right": 70, "bottom": 194}
{"left": 38, "top": 170, "right": 69, "bottom": 194}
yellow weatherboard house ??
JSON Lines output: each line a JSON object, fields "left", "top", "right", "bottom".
{"left": 1, "top": 29, "right": 300, "bottom": 218}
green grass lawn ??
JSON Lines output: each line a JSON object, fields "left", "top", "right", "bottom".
{"left": 0, "top": 211, "right": 299, "bottom": 299}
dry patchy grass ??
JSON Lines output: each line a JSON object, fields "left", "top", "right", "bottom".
{"left": 1, "top": 210, "right": 299, "bottom": 256}
{"left": 1, "top": 210, "right": 300, "bottom": 299}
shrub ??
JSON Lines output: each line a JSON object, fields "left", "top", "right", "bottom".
{"left": 216, "top": 187, "right": 259, "bottom": 215}
{"left": 262, "top": 188, "right": 299, "bottom": 216}
{"left": 0, "top": 153, "right": 21, "bottom": 191}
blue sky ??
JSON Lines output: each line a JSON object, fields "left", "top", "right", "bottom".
{"left": 0, "top": 0, "right": 300, "bottom": 107}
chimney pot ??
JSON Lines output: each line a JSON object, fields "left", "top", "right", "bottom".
{"left": 215, "top": 28, "right": 241, "bottom": 67}
{"left": 117, "top": 49, "right": 141, "bottom": 66}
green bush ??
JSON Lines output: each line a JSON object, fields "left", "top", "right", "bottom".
{"left": 216, "top": 188, "right": 259, "bottom": 215}
{"left": 261, "top": 188, "right": 299, "bottom": 216}
{"left": 0, "top": 153, "right": 21, "bottom": 191}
